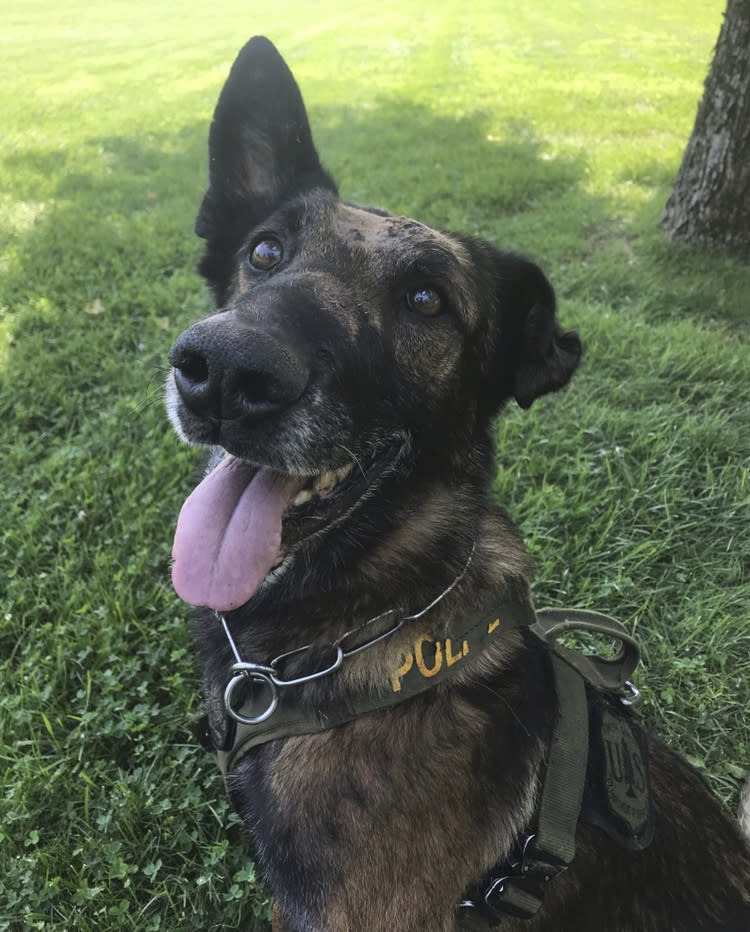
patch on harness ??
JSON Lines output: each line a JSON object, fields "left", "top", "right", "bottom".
{"left": 582, "top": 698, "right": 654, "bottom": 850}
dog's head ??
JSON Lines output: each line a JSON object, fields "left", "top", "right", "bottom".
{"left": 166, "top": 37, "right": 580, "bottom": 612}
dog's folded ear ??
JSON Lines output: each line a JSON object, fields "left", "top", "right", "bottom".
{"left": 195, "top": 36, "right": 336, "bottom": 240}
{"left": 484, "top": 253, "right": 582, "bottom": 412}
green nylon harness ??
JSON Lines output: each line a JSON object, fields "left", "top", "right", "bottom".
{"left": 194, "top": 605, "right": 650, "bottom": 925}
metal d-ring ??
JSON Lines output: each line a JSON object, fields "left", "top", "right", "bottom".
{"left": 224, "top": 663, "right": 279, "bottom": 725}
{"left": 620, "top": 679, "right": 641, "bottom": 707}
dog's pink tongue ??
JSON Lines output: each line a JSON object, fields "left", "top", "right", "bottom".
{"left": 172, "top": 456, "right": 303, "bottom": 611}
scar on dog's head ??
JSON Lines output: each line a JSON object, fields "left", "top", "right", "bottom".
{"left": 193, "top": 35, "right": 580, "bottom": 416}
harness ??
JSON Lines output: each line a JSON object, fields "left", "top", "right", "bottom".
{"left": 191, "top": 603, "right": 653, "bottom": 926}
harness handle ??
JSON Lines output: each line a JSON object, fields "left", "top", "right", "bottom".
{"left": 532, "top": 607, "right": 640, "bottom": 694}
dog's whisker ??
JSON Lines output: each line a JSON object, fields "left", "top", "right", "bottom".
{"left": 133, "top": 383, "right": 168, "bottom": 414}
{"left": 338, "top": 444, "right": 367, "bottom": 481}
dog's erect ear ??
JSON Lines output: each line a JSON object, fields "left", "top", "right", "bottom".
{"left": 484, "top": 253, "right": 581, "bottom": 411}
{"left": 195, "top": 36, "right": 336, "bottom": 240}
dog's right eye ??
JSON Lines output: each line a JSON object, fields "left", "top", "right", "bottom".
{"left": 406, "top": 286, "right": 443, "bottom": 317}
{"left": 249, "top": 237, "right": 283, "bottom": 271}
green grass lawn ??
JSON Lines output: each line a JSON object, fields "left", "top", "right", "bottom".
{"left": 1, "top": 0, "right": 748, "bottom": 927}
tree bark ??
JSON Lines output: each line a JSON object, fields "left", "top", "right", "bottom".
{"left": 661, "top": 0, "right": 750, "bottom": 254}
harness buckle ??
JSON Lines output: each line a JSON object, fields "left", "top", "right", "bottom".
{"left": 483, "top": 871, "right": 545, "bottom": 920}
{"left": 456, "top": 872, "right": 545, "bottom": 927}
{"left": 456, "top": 834, "right": 568, "bottom": 927}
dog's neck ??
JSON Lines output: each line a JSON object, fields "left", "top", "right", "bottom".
{"left": 192, "top": 448, "right": 533, "bottom": 719}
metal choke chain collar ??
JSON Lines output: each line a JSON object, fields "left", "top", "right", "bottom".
{"left": 218, "top": 542, "right": 477, "bottom": 726}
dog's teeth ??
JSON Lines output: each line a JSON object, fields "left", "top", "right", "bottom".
{"left": 313, "top": 469, "right": 337, "bottom": 494}
{"left": 293, "top": 464, "right": 354, "bottom": 506}
{"left": 292, "top": 489, "right": 313, "bottom": 506}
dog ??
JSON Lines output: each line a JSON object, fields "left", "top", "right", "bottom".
{"left": 166, "top": 36, "right": 750, "bottom": 931}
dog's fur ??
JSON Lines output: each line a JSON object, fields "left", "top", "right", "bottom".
{"left": 167, "top": 37, "right": 750, "bottom": 931}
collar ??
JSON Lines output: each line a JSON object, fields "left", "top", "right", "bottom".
{"left": 195, "top": 603, "right": 640, "bottom": 776}
{"left": 207, "top": 598, "right": 544, "bottom": 775}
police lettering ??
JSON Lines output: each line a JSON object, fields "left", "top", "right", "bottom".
{"left": 391, "top": 635, "right": 481, "bottom": 690}
{"left": 389, "top": 619, "right": 501, "bottom": 692}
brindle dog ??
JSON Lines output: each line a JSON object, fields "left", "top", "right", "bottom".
{"left": 166, "top": 36, "right": 750, "bottom": 932}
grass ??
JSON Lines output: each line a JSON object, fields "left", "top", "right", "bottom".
{"left": 1, "top": 0, "right": 748, "bottom": 927}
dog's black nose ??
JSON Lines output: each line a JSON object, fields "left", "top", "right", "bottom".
{"left": 169, "top": 318, "right": 310, "bottom": 422}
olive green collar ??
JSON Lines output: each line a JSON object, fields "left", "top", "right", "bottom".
{"left": 195, "top": 603, "right": 640, "bottom": 776}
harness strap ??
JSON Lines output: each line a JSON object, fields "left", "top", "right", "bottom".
{"left": 534, "top": 653, "right": 590, "bottom": 865}
{"left": 190, "top": 603, "right": 648, "bottom": 925}
{"left": 458, "top": 651, "right": 590, "bottom": 925}
{"left": 457, "top": 610, "right": 647, "bottom": 927}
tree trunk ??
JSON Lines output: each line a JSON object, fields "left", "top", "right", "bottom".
{"left": 661, "top": 0, "right": 750, "bottom": 254}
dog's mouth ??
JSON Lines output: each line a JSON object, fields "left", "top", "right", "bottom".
{"left": 171, "top": 442, "right": 402, "bottom": 611}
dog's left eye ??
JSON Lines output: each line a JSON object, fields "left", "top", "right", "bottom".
{"left": 406, "top": 286, "right": 442, "bottom": 317}
{"left": 249, "top": 237, "right": 283, "bottom": 271}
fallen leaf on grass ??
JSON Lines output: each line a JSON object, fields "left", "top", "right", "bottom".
{"left": 84, "top": 298, "right": 104, "bottom": 315}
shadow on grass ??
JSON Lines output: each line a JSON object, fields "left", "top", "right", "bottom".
{"left": 569, "top": 201, "right": 750, "bottom": 333}
{"left": 1, "top": 97, "right": 595, "bottom": 387}
{"left": 314, "top": 100, "right": 592, "bottom": 229}
{"left": 557, "top": 155, "right": 750, "bottom": 334}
